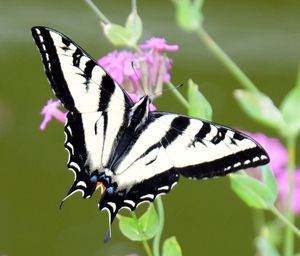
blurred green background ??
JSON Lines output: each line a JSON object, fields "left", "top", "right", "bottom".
{"left": 1, "top": 0, "right": 299, "bottom": 255}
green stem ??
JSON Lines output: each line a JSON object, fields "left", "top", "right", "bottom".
{"left": 132, "top": 0, "right": 137, "bottom": 13}
{"left": 128, "top": 0, "right": 140, "bottom": 52}
{"left": 252, "top": 209, "right": 265, "bottom": 235}
{"left": 166, "top": 81, "right": 190, "bottom": 109}
{"left": 196, "top": 27, "right": 259, "bottom": 93}
{"left": 152, "top": 197, "right": 165, "bottom": 256}
{"left": 283, "top": 136, "right": 296, "bottom": 256}
{"left": 269, "top": 206, "right": 300, "bottom": 239}
{"left": 130, "top": 212, "right": 153, "bottom": 256}
{"left": 85, "top": 0, "right": 111, "bottom": 24}
{"left": 142, "top": 239, "right": 153, "bottom": 256}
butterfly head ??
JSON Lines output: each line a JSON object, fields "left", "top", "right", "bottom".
{"left": 128, "top": 96, "right": 151, "bottom": 128}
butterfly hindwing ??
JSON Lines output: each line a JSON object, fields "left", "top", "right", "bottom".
{"left": 99, "top": 169, "right": 179, "bottom": 224}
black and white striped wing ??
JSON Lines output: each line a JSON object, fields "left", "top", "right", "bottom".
{"left": 99, "top": 112, "right": 269, "bottom": 222}
{"left": 32, "top": 26, "right": 133, "bottom": 199}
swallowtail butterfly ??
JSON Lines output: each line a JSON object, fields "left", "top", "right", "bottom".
{"left": 32, "top": 26, "right": 269, "bottom": 241}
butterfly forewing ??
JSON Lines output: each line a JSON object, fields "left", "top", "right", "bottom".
{"left": 155, "top": 113, "right": 269, "bottom": 178}
{"left": 113, "top": 112, "right": 269, "bottom": 182}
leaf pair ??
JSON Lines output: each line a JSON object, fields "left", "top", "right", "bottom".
{"left": 118, "top": 204, "right": 159, "bottom": 241}
{"left": 102, "top": 7, "right": 142, "bottom": 47}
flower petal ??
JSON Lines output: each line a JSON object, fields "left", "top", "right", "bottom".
{"left": 139, "top": 37, "right": 179, "bottom": 53}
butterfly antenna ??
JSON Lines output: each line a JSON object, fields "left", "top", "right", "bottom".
{"left": 131, "top": 61, "right": 147, "bottom": 96}
{"left": 150, "top": 83, "right": 184, "bottom": 99}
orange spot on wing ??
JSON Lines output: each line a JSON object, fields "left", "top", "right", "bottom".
{"left": 96, "top": 182, "right": 106, "bottom": 192}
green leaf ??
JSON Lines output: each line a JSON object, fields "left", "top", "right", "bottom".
{"left": 172, "top": 0, "right": 203, "bottom": 32}
{"left": 261, "top": 166, "right": 278, "bottom": 203}
{"left": 187, "top": 79, "right": 212, "bottom": 120}
{"left": 102, "top": 23, "right": 133, "bottom": 47}
{"left": 230, "top": 173, "right": 275, "bottom": 209}
{"left": 234, "top": 89, "right": 285, "bottom": 132}
{"left": 118, "top": 204, "right": 159, "bottom": 241}
{"left": 125, "top": 10, "right": 143, "bottom": 45}
{"left": 162, "top": 236, "right": 182, "bottom": 256}
{"left": 118, "top": 214, "right": 141, "bottom": 241}
{"left": 280, "top": 67, "right": 300, "bottom": 136}
{"left": 138, "top": 203, "right": 159, "bottom": 239}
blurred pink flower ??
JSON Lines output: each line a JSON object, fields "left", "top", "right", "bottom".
{"left": 246, "top": 132, "right": 300, "bottom": 214}
{"left": 244, "top": 132, "right": 288, "bottom": 176}
{"left": 40, "top": 99, "right": 67, "bottom": 130}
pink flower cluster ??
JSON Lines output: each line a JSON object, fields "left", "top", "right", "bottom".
{"left": 98, "top": 37, "right": 178, "bottom": 98}
{"left": 247, "top": 132, "right": 300, "bottom": 214}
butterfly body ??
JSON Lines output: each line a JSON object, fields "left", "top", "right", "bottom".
{"left": 32, "top": 26, "right": 269, "bottom": 240}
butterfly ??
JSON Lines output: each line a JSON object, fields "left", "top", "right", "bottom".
{"left": 31, "top": 26, "right": 269, "bottom": 241}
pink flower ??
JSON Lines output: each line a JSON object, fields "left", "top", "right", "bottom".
{"left": 40, "top": 99, "right": 67, "bottom": 130}
{"left": 139, "top": 37, "right": 179, "bottom": 53}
